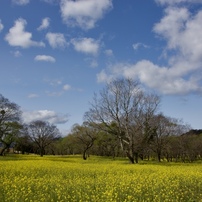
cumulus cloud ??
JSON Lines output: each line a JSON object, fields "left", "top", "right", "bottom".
{"left": 22, "top": 110, "right": 69, "bottom": 124}
{"left": 71, "top": 37, "right": 99, "bottom": 55}
{"left": 60, "top": 0, "right": 112, "bottom": 30}
{"left": 46, "top": 32, "right": 68, "bottom": 48}
{"left": 34, "top": 55, "right": 56, "bottom": 62}
{"left": 0, "top": 19, "right": 4, "bottom": 32}
{"left": 12, "top": 0, "right": 30, "bottom": 5}
{"left": 5, "top": 18, "right": 45, "bottom": 48}
{"left": 97, "top": 6, "right": 202, "bottom": 95}
{"left": 97, "top": 60, "right": 202, "bottom": 95}
{"left": 153, "top": 7, "right": 202, "bottom": 65}
{"left": 37, "top": 17, "right": 50, "bottom": 31}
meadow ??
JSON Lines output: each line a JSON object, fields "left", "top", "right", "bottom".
{"left": 0, "top": 155, "right": 202, "bottom": 202}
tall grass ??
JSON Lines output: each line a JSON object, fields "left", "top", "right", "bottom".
{"left": 0, "top": 155, "right": 202, "bottom": 201}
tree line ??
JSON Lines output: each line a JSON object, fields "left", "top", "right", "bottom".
{"left": 0, "top": 78, "right": 201, "bottom": 163}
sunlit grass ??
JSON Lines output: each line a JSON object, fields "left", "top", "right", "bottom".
{"left": 0, "top": 155, "right": 202, "bottom": 202}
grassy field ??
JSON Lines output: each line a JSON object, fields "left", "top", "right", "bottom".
{"left": 0, "top": 155, "right": 202, "bottom": 202}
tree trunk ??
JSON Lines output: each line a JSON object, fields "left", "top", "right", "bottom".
{"left": 83, "top": 152, "right": 87, "bottom": 160}
{"left": 0, "top": 144, "right": 10, "bottom": 156}
{"left": 126, "top": 151, "right": 135, "bottom": 164}
{"left": 39, "top": 148, "right": 44, "bottom": 157}
{"left": 83, "top": 147, "right": 88, "bottom": 160}
{"left": 134, "top": 152, "right": 139, "bottom": 163}
{"left": 157, "top": 152, "right": 161, "bottom": 162}
{"left": 0, "top": 147, "right": 6, "bottom": 156}
{"left": 139, "top": 153, "right": 144, "bottom": 160}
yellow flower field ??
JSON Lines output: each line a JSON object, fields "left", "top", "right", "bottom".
{"left": 0, "top": 155, "right": 202, "bottom": 202}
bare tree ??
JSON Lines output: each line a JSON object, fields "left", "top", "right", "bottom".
{"left": 84, "top": 78, "right": 160, "bottom": 163}
{"left": 27, "top": 120, "right": 60, "bottom": 157}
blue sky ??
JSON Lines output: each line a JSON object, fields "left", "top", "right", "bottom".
{"left": 0, "top": 0, "right": 202, "bottom": 135}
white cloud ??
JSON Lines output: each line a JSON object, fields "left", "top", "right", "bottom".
{"left": 5, "top": 18, "right": 45, "bottom": 48}
{"left": 153, "top": 7, "right": 189, "bottom": 50}
{"left": 132, "top": 43, "right": 149, "bottom": 51}
{"left": 153, "top": 7, "right": 202, "bottom": 68}
{"left": 155, "top": 0, "right": 202, "bottom": 5}
{"left": 28, "top": 94, "right": 39, "bottom": 98}
{"left": 46, "top": 32, "right": 68, "bottom": 48}
{"left": 97, "top": 7, "right": 202, "bottom": 95}
{"left": 60, "top": 0, "right": 112, "bottom": 30}
{"left": 12, "top": 0, "right": 30, "bottom": 5}
{"left": 104, "top": 49, "right": 113, "bottom": 56}
{"left": 37, "top": 17, "right": 50, "bottom": 31}
{"left": 63, "top": 84, "right": 71, "bottom": 91}
{"left": 22, "top": 110, "right": 69, "bottom": 124}
{"left": 71, "top": 37, "right": 99, "bottom": 55}
{"left": 123, "top": 60, "right": 201, "bottom": 95}
{"left": 97, "top": 60, "right": 202, "bottom": 95}
{"left": 0, "top": 19, "right": 4, "bottom": 32}
{"left": 84, "top": 58, "right": 98, "bottom": 68}
{"left": 34, "top": 55, "right": 56, "bottom": 62}
{"left": 42, "top": 0, "right": 59, "bottom": 4}
{"left": 13, "top": 50, "right": 22, "bottom": 57}
{"left": 97, "top": 69, "right": 114, "bottom": 83}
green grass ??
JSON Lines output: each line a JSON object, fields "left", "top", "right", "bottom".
{"left": 0, "top": 155, "right": 202, "bottom": 202}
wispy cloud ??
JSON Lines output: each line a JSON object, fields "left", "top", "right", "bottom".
{"left": 63, "top": 84, "right": 71, "bottom": 91}
{"left": 44, "top": 78, "right": 63, "bottom": 86}
{"left": 155, "top": 0, "right": 202, "bottom": 5}
{"left": 46, "top": 32, "right": 68, "bottom": 48}
{"left": 22, "top": 110, "right": 69, "bottom": 124}
{"left": 132, "top": 42, "right": 149, "bottom": 51}
{"left": 34, "top": 55, "right": 56, "bottom": 62}
{"left": 46, "top": 91, "right": 63, "bottom": 97}
{"left": 97, "top": 69, "right": 114, "bottom": 83}
{"left": 12, "top": 0, "right": 30, "bottom": 5}
{"left": 0, "top": 19, "right": 4, "bottom": 32}
{"left": 44, "top": 79, "right": 72, "bottom": 96}
{"left": 5, "top": 18, "right": 45, "bottom": 48}
{"left": 42, "top": 0, "right": 59, "bottom": 4}
{"left": 28, "top": 94, "right": 39, "bottom": 98}
{"left": 71, "top": 37, "right": 99, "bottom": 55}
{"left": 104, "top": 49, "right": 113, "bottom": 57}
{"left": 60, "top": 0, "right": 113, "bottom": 30}
{"left": 13, "top": 50, "right": 22, "bottom": 57}
{"left": 90, "top": 59, "right": 98, "bottom": 68}
{"left": 37, "top": 17, "right": 50, "bottom": 31}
